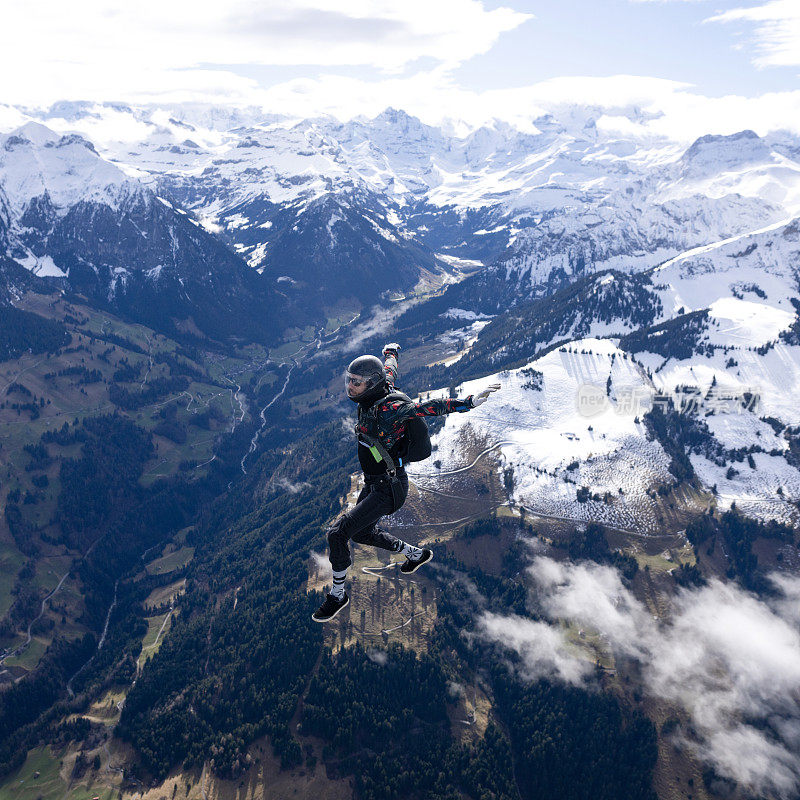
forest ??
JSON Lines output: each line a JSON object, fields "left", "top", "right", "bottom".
{"left": 117, "top": 415, "right": 352, "bottom": 779}
{"left": 57, "top": 415, "right": 154, "bottom": 543}
{"left": 686, "top": 507, "right": 796, "bottom": 592}
{"left": 112, "top": 398, "right": 658, "bottom": 798}
{"left": 0, "top": 308, "right": 664, "bottom": 800}
{"left": 0, "top": 304, "right": 70, "bottom": 360}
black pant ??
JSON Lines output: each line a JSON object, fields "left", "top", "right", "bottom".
{"left": 327, "top": 470, "right": 409, "bottom": 572}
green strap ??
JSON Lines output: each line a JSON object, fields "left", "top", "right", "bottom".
{"left": 360, "top": 433, "right": 398, "bottom": 475}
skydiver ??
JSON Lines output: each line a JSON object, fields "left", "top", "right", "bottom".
{"left": 312, "top": 343, "right": 500, "bottom": 622}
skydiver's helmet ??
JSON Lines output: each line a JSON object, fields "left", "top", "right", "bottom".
{"left": 345, "top": 355, "right": 387, "bottom": 404}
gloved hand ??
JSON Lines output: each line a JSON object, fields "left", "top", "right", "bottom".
{"left": 469, "top": 384, "right": 501, "bottom": 408}
{"left": 382, "top": 342, "right": 401, "bottom": 358}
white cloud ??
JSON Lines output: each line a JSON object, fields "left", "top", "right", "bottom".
{"left": 309, "top": 550, "right": 330, "bottom": 574}
{"left": 110, "top": 66, "right": 766, "bottom": 145}
{"left": 252, "top": 72, "right": 679, "bottom": 130}
{"left": 0, "top": 0, "right": 529, "bottom": 106}
{"left": 2, "top": 0, "right": 799, "bottom": 142}
{"left": 709, "top": 0, "right": 800, "bottom": 68}
{"left": 10, "top": 71, "right": 800, "bottom": 151}
{"left": 477, "top": 611, "right": 593, "bottom": 684}
{"left": 529, "top": 557, "right": 654, "bottom": 659}
{"left": 1, "top": 1, "right": 798, "bottom": 144}
{"left": 8, "top": 70, "right": 800, "bottom": 152}
{"left": 0, "top": 106, "right": 28, "bottom": 132}
{"left": 770, "top": 572, "right": 800, "bottom": 625}
{"left": 273, "top": 477, "right": 312, "bottom": 494}
{"left": 477, "top": 557, "right": 800, "bottom": 798}
{"left": 247, "top": 71, "right": 800, "bottom": 140}
{"left": 366, "top": 648, "right": 388, "bottom": 665}
{"left": 337, "top": 301, "right": 414, "bottom": 353}
{"left": 649, "top": 579, "right": 800, "bottom": 796}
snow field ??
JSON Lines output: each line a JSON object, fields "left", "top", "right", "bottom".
{"left": 417, "top": 316, "right": 800, "bottom": 528}
{"left": 409, "top": 338, "right": 677, "bottom": 534}
{"left": 691, "top": 451, "right": 800, "bottom": 525}
{"left": 630, "top": 343, "right": 800, "bottom": 522}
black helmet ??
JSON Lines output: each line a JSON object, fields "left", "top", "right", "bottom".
{"left": 345, "top": 355, "right": 387, "bottom": 404}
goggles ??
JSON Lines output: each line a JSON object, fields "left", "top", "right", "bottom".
{"left": 345, "top": 372, "right": 371, "bottom": 387}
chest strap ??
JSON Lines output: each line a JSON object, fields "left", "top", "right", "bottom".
{"left": 359, "top": 433, "right": 401, "bottom": 476}
{"left": 358, "top": 392, "right": 410, "bottom": 476}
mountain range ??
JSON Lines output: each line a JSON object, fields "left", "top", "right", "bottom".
{"left": 1, "top": 101, "right": 800, "bottom": 800}
{"left": 4, "top": 102, "right": 800, "bottom": 330}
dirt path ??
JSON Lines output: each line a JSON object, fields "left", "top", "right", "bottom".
{"left": 414, "top": 441, "right": 517, "bottom": 478}
{"left": 289, "top": 646, "right": 324, "bottom": 739}
{"left": 223, "top": 379, "right": 245, "bottom": 433}
{"left": 380, "top": 606, "right": 431, "bottom": 634}
{"left": 66, "top": 579, "right": 119, "bottom": 697}
{"left": 412, "top": 439, "right": 672, "bottom": 539}
{"left": 1, "top": 568, "right": 70, "bottom": 671}
{"left": 140, "top": 335, "right": 153, "bottom": 388}
{"left": 137, "top": 601, "right": 174, "bottom": 675}
{"left": 0, "top": 356, "right": 48, "bottom": 395}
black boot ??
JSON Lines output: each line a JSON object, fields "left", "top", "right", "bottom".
{"left": 312, "top": 592, "right": 350, "bottom": 622}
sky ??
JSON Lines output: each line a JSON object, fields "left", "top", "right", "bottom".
{"left": 1, "top": 0, "right": 800, "bottom": 137}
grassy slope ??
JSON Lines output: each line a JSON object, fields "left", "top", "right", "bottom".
{"left": 0, "top": 291, "right": 278, "bottom": 680}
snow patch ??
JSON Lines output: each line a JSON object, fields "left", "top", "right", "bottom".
{"left": 17, "top": 252, "right": 66, "bottom": 277}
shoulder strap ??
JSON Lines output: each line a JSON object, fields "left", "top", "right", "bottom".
{"left": 361, "top": 433, "right": 398, "bottom": 475}
{"left": 366, "top": 390, "right": 411, "bottom": 413}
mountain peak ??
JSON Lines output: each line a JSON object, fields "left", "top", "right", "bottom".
{"left": 374, "top": 107, "right": 414, "bottom": 123}
{"left": 688, "top": 129, "right": 760, "bottom": 148}
{"left": 8, "top": 121, "right": 60, "bottom": 148}
{"left": 0, "top": 123, "right": 133, "bottom": 214}
{"left": 681, "top": 130, "right": 771, "bottom": 176}
{"left": 372, "top": 107, "right": 427, "bottom": 134}
{"left": 54, "top": 133, "right": 98, "bottom": 154}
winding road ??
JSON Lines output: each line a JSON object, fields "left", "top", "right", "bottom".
{"left": 1, "top": 569, "right": 71, "bottom": 674}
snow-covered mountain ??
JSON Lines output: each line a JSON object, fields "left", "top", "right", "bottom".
{"left": 648, "top": 216, "right": 800, "bottom": 325}
{"left": 14, "top": 102, "right": 800, "bottom": 308}
{"left": 412, "top": 324, "right": 800, "bottom": 531}
{"left": 412, "top": 339, "right": 679, "bottom": 535}
{"left": 0, "top": 122, "right": 137, "bottom": 277}
{"left": 417, "top": 215, "right": 800, "bottom": 527}
{"left": 438, "top": 214, "right": 800, "bottom": 377}
{"left": 0, "top": 122, "right": 298, "bottom": 342}
{"left": 3, "top": 106, "right": 800, "bottom": 511}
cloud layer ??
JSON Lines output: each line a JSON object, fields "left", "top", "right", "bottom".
{"left": 4, "top": 0, "right": 800, "bottom": 142}
{"left": 477, "top": 557, "right": 800, "bottom": 798}
{"left": 0, "top": 0, "right": 528, "bottom": 106}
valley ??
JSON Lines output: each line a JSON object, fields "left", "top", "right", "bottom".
{"left": 0, "top": 101, "right": 798, "bottom": 800}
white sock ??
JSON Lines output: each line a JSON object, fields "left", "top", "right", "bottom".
{"left": 400, "top": 542, "right": 423, "bottom": 560}
{"left": 330, "top": 569, "right": 348, "bottom": 599}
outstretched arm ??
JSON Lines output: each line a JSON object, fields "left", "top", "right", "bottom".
{"left": 408, "top": 396, "right": 472, "bottom": 417}
{"left": 393, "top": 384, "right": 502, "bottom": 421}
{"left": 379, "top": 341, "right": 500, "bottom": 418}
{"left": 382, "top": 342, "right": 400, "bottom": 391}
{"left": 373, "top": 395, "right": 471, "bottom": 424}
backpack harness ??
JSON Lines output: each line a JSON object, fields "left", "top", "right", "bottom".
{"left": 357, "top": 390, "right": 431, "bottom": 477}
